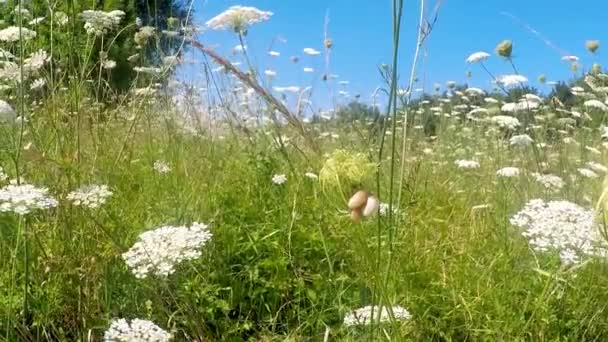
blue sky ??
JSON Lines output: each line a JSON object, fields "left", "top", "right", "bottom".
{"left": 181, "top": 0, "right": 607, "bottom": 109}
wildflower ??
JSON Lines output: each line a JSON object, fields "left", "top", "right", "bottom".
{"left": 561, "top": 55, "right": 579, "bottom": 62}
{"left": 532, "top": 173, "right": 565, "bottom": 191}
{"left": 496, "top": 74, "right": 528, "bottom": 87}
{"left": 24, "top": 49, "right": 49, "bottom": 72}
{"left": 466, "top": 51, "right": 490, "bottom": 63}
{"left": 586, "top": 146, "right": 602, "bottom": 155}
{"left": 206, "top": 6, "right": 273, "bottom": 33}
{"left": 495, "top": 40, "right": 513, "bottom": 58}
{"left": 153, "top": 160, "right": 171, "bottom": 174}
{"left": 497, "top": 167, "right": 520, "bottom": 178}
{"left": 578, "top": 168, "right": 599, "bottom": 179}
{"left": 268, "top": 50, "right": 280, "bottom": 57}
{"left": 304, "top": 172, "right": 318, "bottom": 180}
{"left": 28, "top": 17, "right": 45, "bottom": 26}
{"left": 264, "top": 69, "right": 276, "bottom": 78}
{"left": 303, "top": 67, "right": 314, "bottom": 73}
{"left": 472, "top": 204, "right": 491, "bottom": 211}
{"left": 54, "top": 12, "right": 69, "bottom": 26}
{"left": 510, "top": 134, "right": 534, "bottom": 147}
{"left": 134, "top": 26, "right": 155, "bottom": 46}
{"left": 30, "top": 78, "right": 45, "bottom": 90}
{"left": 81, "top": 10, "right": 125, "bottom": 36}
{"left": 0, "top": 26, "right": 37, "bottom": 42}
{"left": 490, "top": 115, "right": 520, "bottom": 130}
{"left": 587, "top": 162, "right": 608, "bottom": 174}
{"left": 0, "top": 184, "right": 58, "bottom": 215}
{"left": 584, "top": 99, "right": 607, "bottom": 111}
{"left": 455, "top": 160, "right": 480, "bottom": 169}
{"left": 102, "top": 59, "right": 117, "bottom": 70}
{"left": 122, "top": 222, "right": 212, "bottom": 278}
{"left": 273, "top": 86, "right": 300, "bottom": 93}
{"left": 0, "top": 100, "right": 15, "bottom": 122}
{"left": 103, "top": 318, "right": 171, "bottom": 341}
{"left": 586, "top": 40, "right": 600, "bottom": 54}
{"left": 511, "top": 199, "right": 606, "bottom": 264}
{"left": 303, "top": 48, "right": 321, "bottom": 56}
{"left": 67, "top": 185, "right": 112, "bottom": 209}
{"left": 272, "top": 174, "right": 287, "bottom": 185}
{"left": 343, "top": 305, "right": 412, "bottom": 326}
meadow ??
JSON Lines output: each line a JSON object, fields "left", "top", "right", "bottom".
{"left": 2, "top": 1, "right": 608, "bottom": 341}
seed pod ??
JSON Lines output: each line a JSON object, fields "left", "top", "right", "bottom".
{"left": 348, "top": 190, "right": 368, "bottom": 210}
{"left": 362, "top": 196, "right": 379, "bottom": 217}
{"left": 324, "top": 38, "right": 333, "bottom": 49}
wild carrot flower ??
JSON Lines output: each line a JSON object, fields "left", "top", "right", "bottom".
{"left": 122, "top": 222, "right": 213, "bottom": 278}
{"left": 303, "top": 48, "right": 321, "bottom": 56}
{"left": 319, "top": 150, "right": 376, "bottom": 188}
{"left": 205, "top": 6, "right": 273, "bottom": 33}
{"left": 0, "top": 184, "right": 58, "bottom": 215}
{"left": 272, "top": 174, "right": 287, "bottom": 185}
{"left": 103, "top": 318, "right": 171, "bottom": 341}
{"left": 0, "top": 100, "right": 15, "bottom": 122}
{"left": 304, "top": 172, "right": 318, "bottom": 180}
{"left": 0, "top": 26, "right": 37, "bottom": 42}
{"left": 496, "top": 74, "right": 528, "bottom": 87}
{"left": 67, "top": 185, "right": 113, "bottom": 209}
{"left": 511, "top": 199, "right": 605, "bottom": 264}
{"left": 578, "top": 168, "right": 599, "bottom": 179}
{"left": 584, "top": 100, "right": 608, "bottom": 111}
{"left": 153, "top": 161, "right": 171, "bottom": 174}
{"left": 343, "top": 305, "right": 412, "bottom": 326}
{"left": 497, "top": 167, "right": 520, "bottom": 178}
{"left": 490, "top": 115, "right": 520, "bottom": 130}
{"left": 455, "top": 160, "right": 480, "bottom": 169}
{"left": 30, "top": 78, "right": 45, "bottom": 90}
{"left": 81, "top": 10, "right": 125, "bottom": 36}
{"left": 532, "top": 173, "right": 565, "bottom": 191}
{"left": 510, "top": 134, "right": 534, "bottom": 147}
{"left": 466, "top": 51, "right": 490, "bottom": 63}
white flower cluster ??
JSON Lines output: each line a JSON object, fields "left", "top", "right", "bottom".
{"left": 81, "top": 10, "right": 125, "bottom": 36}
{"left": 578, "top": 168, "right": 599, "bottom": 179}
{"left": 0, "top": 100, "right": 15, "bottom": 122}
{"left": 496, "top": 74, "right": 528, "bottom": 87}
{"left": 24, "top": 49, "right": 49, "bottom": 73}
{"left": 532, "top": 173, "right": 565, "bottom": 192}
{"left": 122, "top": 222, "right": 212, "bottom": 278}
{"left": 584, "top": 99, "right": 608, "bottom": 111}
{"left": 490, "top": 115, "right": 520, "bottom": 130}
{"left": 510, "top": 134, "right": 534, "bottom": 147}
{"left": 510, "top": 199, "right": 607, "bottom": 264}
{"left": 343, "top": 305, "right": 412, "bottom": 326}
{"left": 0, "top": 26, "right": 37, "bottom": 42}
{"left": 0, "top": 184, "right": 58, "bottom": 215}
{"left": 103, "top": 318, "right": 171, "bottom": 341}
{"left": 272, "top": 174, "right": 287, "bottom": 185}
{"left": 153, "top": 160, "right": 172, "bottom": 174}
{"left": 466, "top": 51, "right": 490, "bottom": 63}
{"left": 455, "top": 159, "right": 480, "bottom": 169}
{"left": 206, "top": 6, "right": 273, "bottom": 33}
{"left": 66, "top": 185, "right": 113, "bottom": 209}
{"left": 496, "top": 167, "right": 520, "bottom": 178}
{"left": 304, "top": 172, "right": 318, "bottom": 180}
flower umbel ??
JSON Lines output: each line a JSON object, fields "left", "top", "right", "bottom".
{"left": 103, "top": 318, "right": 171, "bottom": 341}
{"left": 122, "top": 222, "right": 213, "bottom": 278}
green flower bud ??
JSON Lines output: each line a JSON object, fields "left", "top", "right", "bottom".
{"left": 495, "top": 40, "right": 513, "bottom": 58}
